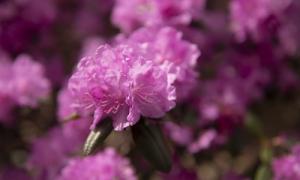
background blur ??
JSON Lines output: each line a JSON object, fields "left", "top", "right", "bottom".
{"left": 1, "top": 0, "right": 300, "bottom": 179}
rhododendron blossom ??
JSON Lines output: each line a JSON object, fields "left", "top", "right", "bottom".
{"left": 10, "top": 54, "right": 50, "bottom": 107}
{"left": 57, "top": 87, "right": 90, "bottom": 139}
{"left": 164, "top": 121, "right": 193, "bottom": 146}
{"left": 0, "top": 0, "right": 300, "bottom": 179}
{"left": 126, "top": 26, "right": 200, "bottom": 100}
{"left": 230, "top": 0, "right": 293, "bottom": 42}
{"left": 0, "top": 53, "right": 50, "bottom": 123}
{"left": 272, "top": 144, "right": 300, "bottom": 180}
{"left": 68, "top": 44, "right": 176, "bottom": 130}
{"left": 112, "top": 0, "right": 205, "bottom": 32}
{"left": 59, "top": 148, "right": 136, "bottom": 180}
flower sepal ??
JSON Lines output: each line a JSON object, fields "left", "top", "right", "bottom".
{"left": 83, "top": 119, "right": 113, "bottom": 155}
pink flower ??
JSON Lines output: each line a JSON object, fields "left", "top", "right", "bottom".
{"left": 10, "top": 54, "right": 50, "bottom": 107}
{"left": 0, "top": 53, "right": 50, "bottom": 124}
{"left": 57, "top": 87, "right": 78, "bottom": 121}
{"left": 277, "top": 0, "right": 300, "bottom": 55}
{"left": 28, "top": 125, "right": 88, "bottom": 180}
{"left": 230, "top": 0, "right": 270, "bottom": 41}
{"left": 189, "top": 129, "right": 225, "bottom": 153}
{"left": 28, "top": 128, "right": 71, "bottom": 180}
{"left": 164, "top": 121, "right": 193, "bottom": 146}
{"left": 0, "top": 0, "right": 56, "bottom": 54}
{"left": 80, "top": 37, "right": 104, "bottom": 58}
{"left": 57, "top": 87, "right": 91, "bottom": 139}
{"left": 112, "top": 0, "right": 205, "bottom": 33}
{"left": 230, "top": 0, "right": 292, "bottom": 42}
{"left": 127, "top": 26, "right": 200, "bottom": 101}
{"left": 59, "top": 148, "right": 136, "bottom": 180}
{"left": 272, "top": 144, "right": 300, "bottom": 180}
{"left": 68, "top": 44, "right": 175, "bottom": 130}
{"left": 198, "top": 76, "right": 248, "bottom": 125}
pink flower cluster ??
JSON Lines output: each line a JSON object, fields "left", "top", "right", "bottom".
{"left": 27, "top": 123, "right": 89, "bottom": 180}
{"left": 27, "top": 87, "right": 92, "bottom": 179}
{"left": 230, "top": 0, "right": 290, "bottom": 41}
{"left": 68, "top": 26, "right": 199, "bottom": 131}
{"left": 0, "top": 0, "right": 56, "bottom": 53}
{"left": 272, "top": 144, "right": 300, "bottom": 180}
{"left": 1, "top": 0, "right": 300, "bottom": 179}
{"left": 112, "top": 0, "right": 206, "bottom": 32}
{"left": 57, "top": 87, "right": 91, "bottom": 139}
{"left": 230, "top": 0, "right": 300, "bottom": 54}
{"left": 0, "top": 53, "right": 50, "bottom": 124}
{"left": 59, "top": 148, "right": 136, "bottom": 180}
{"left": 126, "top": 26, "right": 200, "bottom": 101}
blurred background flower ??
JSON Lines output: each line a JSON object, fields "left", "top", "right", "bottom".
{"left": 0, "top": 0, "right": 300, "bottom": 179}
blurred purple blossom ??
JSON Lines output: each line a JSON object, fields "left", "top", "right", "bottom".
{"left": 229, "top": 0, "right": 290, "bottom": 42}
{"left": 57, "top": 86, "right": 90, "bottom": 139}
{"left": 164, "top": 121, "right": 193, "bottom": 146}
{"left": 58, "top": 148, "right": 136, "bottom": 180}
{"left": 272, "top": 144, "right": 300, "bottom": 180}
{"left": 189, "top": 129, "right": 225, "bottom": 153}
{"left": 57, "top": 87, "right": 78, "bottom": 121}
{"left": 230, "top": 0, "right": 300, "bottom": 56}
{"left": 0, "top": 53, "right": 50, "bottom": 124}
{"left": 0, "top": 0, "right": 56, "bottom": 53}
{"left": 27, "top": 127, "right": 71, "bottom": 180}
{"left": 112, "top": 0, "right": 206, "bottom": 33}
{"left": 277, "top": 0, "right": 300, "bottom": 55}
{"left": 10, "top": 54, "right": 50, "bottom": 107}
{"left": 27, "top": 124, "right": 88, "bottom": 180}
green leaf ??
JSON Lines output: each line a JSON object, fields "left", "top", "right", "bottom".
{"left": 260, "top": 147, "right": 273, "bottom": 163}
{"left": 132, "top": 119, "right": 172, "bottom": 172}
{"left": 255, "top": 165, "right": 272, "bottom": 180}
{"left": 83, "top": 120, "right": 113, "bottom": 155}
{"left": 245, "top": 113, "right": 264, "bottom": 138}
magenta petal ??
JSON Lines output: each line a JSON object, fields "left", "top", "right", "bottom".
{"left": 127, "top": 97, "right": 141, "bottom": 124}
{"left": 91, "top": 108, "right": 103, "bottom": 129}
{"left": 112, "top": 105, "right": 131, "bottom": 131}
